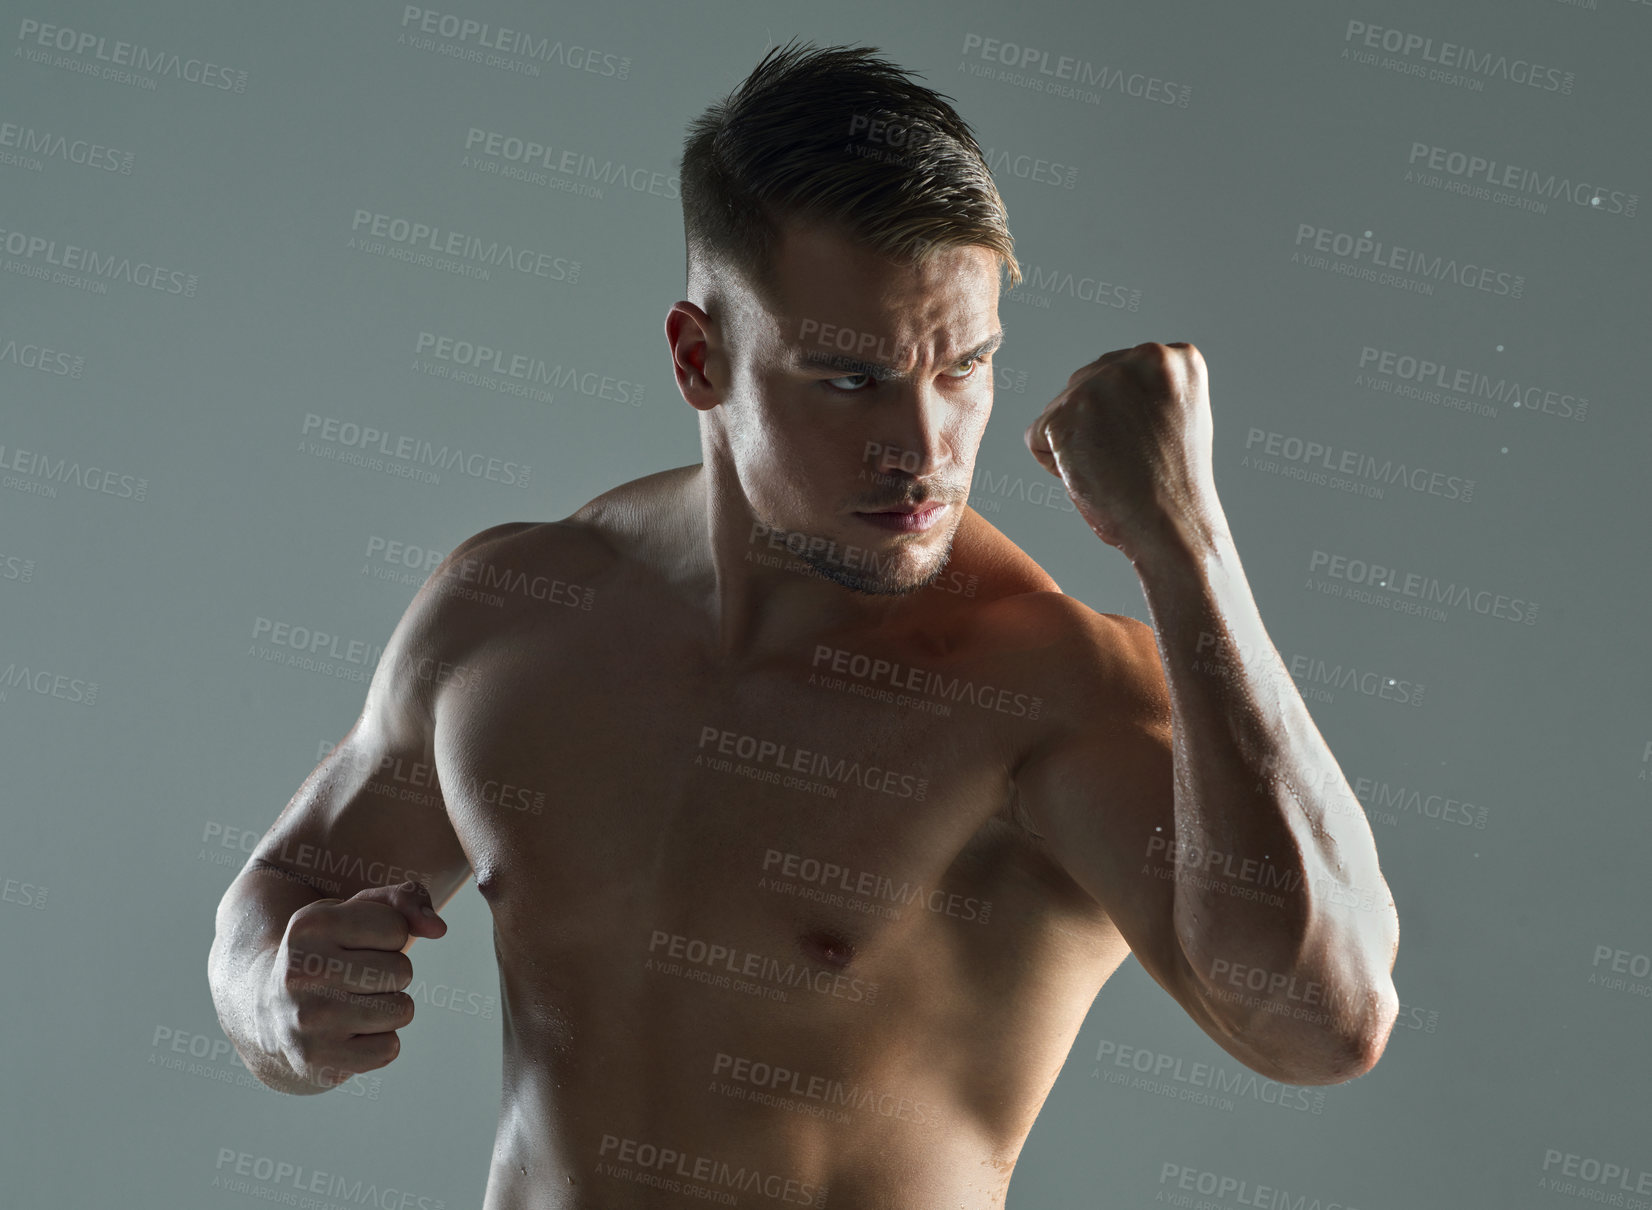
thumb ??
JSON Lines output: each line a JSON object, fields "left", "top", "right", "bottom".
{"left": 1024, "top": 416, "right": 1059, "bottom": 477}
{"left": 351, "top": 879, "right": 448, "bottom": 940}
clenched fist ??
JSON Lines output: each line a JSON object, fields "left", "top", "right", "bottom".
{"left": 1024, "top": 341, "right": 1226, "bottom": 562}
{"left": 256, "top": 879, "right": 447, "bottom": 1089}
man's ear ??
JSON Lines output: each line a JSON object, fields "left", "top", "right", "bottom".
{"left": 665, "top": 301, "right": 720, "bottom": 412}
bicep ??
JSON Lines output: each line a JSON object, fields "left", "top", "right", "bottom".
{"left": 244, "top": 525, "right": 529, "bottom": 908}
{"left": 250, "top": 709, "right": 469, "bottom": 910}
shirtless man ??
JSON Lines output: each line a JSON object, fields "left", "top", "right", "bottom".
{"left": 209, "top": 41, "right": 1398, "bottom": 1210}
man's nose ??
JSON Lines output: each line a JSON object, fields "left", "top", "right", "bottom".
{"left": 866, "top": 388, "right": 952, "bottom": 478}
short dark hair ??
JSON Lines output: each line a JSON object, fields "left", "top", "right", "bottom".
{"left": 678, "top": 38, "right": 1021, "bottom": 300}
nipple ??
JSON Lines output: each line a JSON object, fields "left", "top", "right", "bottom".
{"left": 799, "top": 928, "right": 857, "bottom": 969}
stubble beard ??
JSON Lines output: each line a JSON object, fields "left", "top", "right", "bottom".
{"left": 764, "top": 513, "right": 959, "bottom": 597}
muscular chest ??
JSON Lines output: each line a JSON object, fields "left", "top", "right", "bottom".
{"left": 429, "top": 603, "right": 1079, "bottom": 972}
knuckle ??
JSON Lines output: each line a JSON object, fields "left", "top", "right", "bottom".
{"left": 388, "top": 953, "right": 414, "bottom": 991}
{"left": 287, "top": 903, "right": 335, "bottom": 939}
{"left": 280, "top": 955, "right": 318, "bottom": 991}
{"left": 354, "top": 965, "right": 393, "bottom": 996}
{"left": 284, "top": 940, "right": 320, "bottom": 967}
{"left": 291, "top": 997, "right": 331, "bottom": 1036}
{"left": 285, "top": 911, "right": 317, "bottom": 939}
{"left": 358, "top": 1033, "right": 400, "bottom": 1072}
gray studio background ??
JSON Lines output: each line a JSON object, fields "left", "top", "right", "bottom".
{"left": 3, "top": 0, "right": 1649, "bottom": 1207}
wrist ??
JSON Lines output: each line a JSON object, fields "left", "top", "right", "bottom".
{"left": 1130, "top": 508, "right": 1236, "bottom": 579}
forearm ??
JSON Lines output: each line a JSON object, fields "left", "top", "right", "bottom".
{"left": 1134, "top": 516, "right": 1399, "bottom": 1068}
{"left": 207, "top": 862, "right": 332, "bottom": 1095}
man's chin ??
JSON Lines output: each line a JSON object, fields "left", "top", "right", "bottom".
{"left": 750, "top": 507, "right": 959, "bottom": 596}
{"left": 801, "top": 559, "right": 937, "bottom": 597}
{"left": 798, "top": 531, "right": 955, "bottom": 597}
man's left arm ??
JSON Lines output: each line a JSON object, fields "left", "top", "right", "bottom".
{"left": 1020, "top": 341, "right": 1400, "bottom": 1084}
{"left": 1133, "top": 517, "right": 1400, "bottom": 1080}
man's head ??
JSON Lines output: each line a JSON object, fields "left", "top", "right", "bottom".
{"left": 667, "top": 40, "right": 1020, "bottom": 596}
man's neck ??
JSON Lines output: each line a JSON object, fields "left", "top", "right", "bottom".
{"left": 688, "top": 459, "right": 926, "bottom": 666}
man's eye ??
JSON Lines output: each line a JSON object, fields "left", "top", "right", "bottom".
{"left": 823, "top": 372, "right": 874, "bottom": 392}
{"left": 821, "top": 357, "right": 983, "bottom": 393}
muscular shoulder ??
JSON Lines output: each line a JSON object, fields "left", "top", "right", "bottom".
{"left": 439, "top": 517, "right": 614, "bottom": 591}
{"left": 979, "top": 588, "right": 1165, "bottom": 725}
{"left": 1028, "top": 594, "right": 1164, "bottom": 722}
{"left": 952, "top": 512, "right": 1162, "bottom": 723}
{"left": 392, "top": 519, "right": 611, "bottom": 695}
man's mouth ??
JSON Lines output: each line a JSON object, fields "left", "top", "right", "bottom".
{"left": 855, "top": 502, "right": 946, "bottom": 531}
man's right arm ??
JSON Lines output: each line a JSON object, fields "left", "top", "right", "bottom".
{"left": 208, "top": 522, "right": 533, "bottom": 1094}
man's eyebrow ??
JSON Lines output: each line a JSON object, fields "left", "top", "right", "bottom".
{"left": 793, "top": 328, "right": 1006, "bottom": 382}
